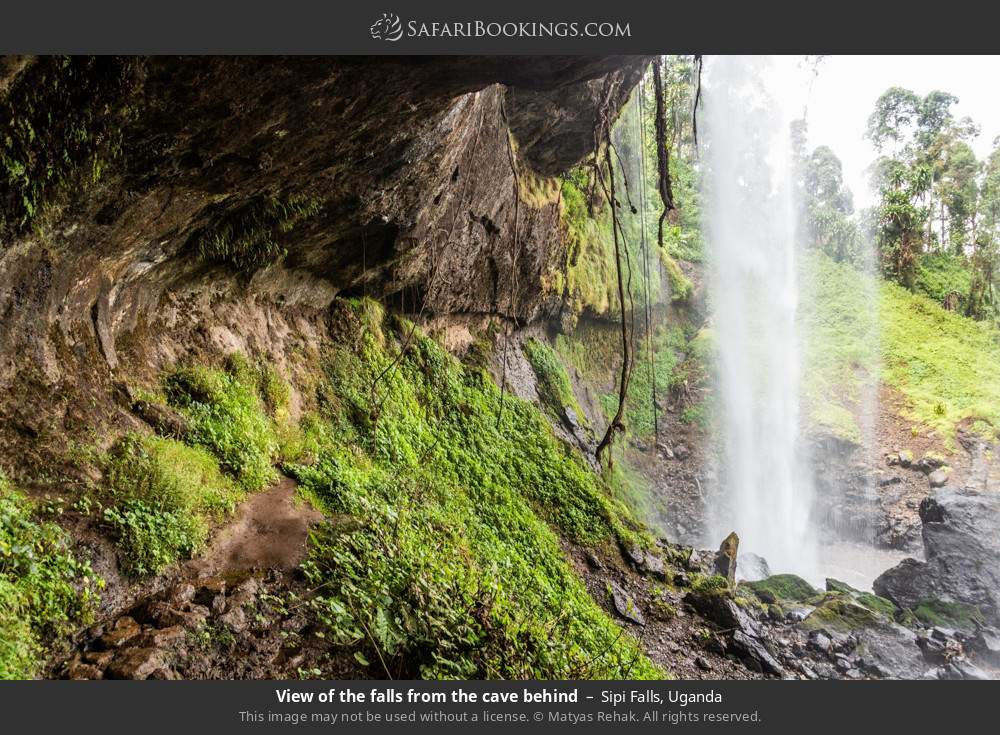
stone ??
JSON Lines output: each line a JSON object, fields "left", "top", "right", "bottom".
{"left": 657, "top": 443, "right": 675, "bottom": 460}
{"left": 136, "top": 625, "right": 187, "bottom": 648}
{"left": 730, "top": 631, "right": 786, "bottom": 677}
{"left": 685, "top": 589, "right": 763, "bottom": 639}
{"left": 168, "top": 582, "right": 196, "bottom": 606}
{"left": 108, "top": 647, "right": 165, "bottom": 680}
{"left": 674, "top": 444, "right": 691, "bottom": 460}
{"left": 874, "top": 487, "right": 1000, "bottom": 626}
{"left": 66, "top": 657, "right": 104, "bottom": 680}
{"left": 640, "top": 553, "right": 667, "bottom": 581}
{"left": 969, "top": 626, "right": 1000, "bottom": 665}
{"left": 83, "top": 650, "right": 114, "bottom": 668}
{"left": 928, "top": 468, "right": 950, "bottom": 488}
{"left": 622, "top": 544, "right": 646, "bottom": 569}
{"left": 584, "top": 550, "right": 603, "bottom": 570}
{"left": 714, "top": 531, "right": 739, "bottom": 587}
{"left": 916, "top": 634, "right": 948, "bottom": 663}
{"left": 219, "top": 606, "right": 249, "bottom": 633}
{"left": 101, "top": 616, "right": 142, "bottom": 648}
{"left": 808, "top": 631, "right": 832, "bottom": 655}
{"left": 916, "top": 454, "right": 947, "bottom": 473}
{"left": 952, "top": 658, "right": 990, "bottom": 680}
{"left": 898, "top": 449, "right": 914, "bottom": 467}
{"left": 609, "top": 583, "right": 645, "bottom": 626}
{"left": 147, "top": 602, "right": 209, "bottom": 630}
{"left": 132, "top": 400, "right": 189, "bottom": 439}
{"left": 695, "top": 656, "right": 712, "bottom": 671}
{"left": 211, "top": 594, "right": 228, "bottom": 615}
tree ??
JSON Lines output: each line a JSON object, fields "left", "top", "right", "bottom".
{"left": 875, "top": 165, "right": 929, "bottom": 288}
{"left": 793, "top": 132, "right": 860, "bottom": 263}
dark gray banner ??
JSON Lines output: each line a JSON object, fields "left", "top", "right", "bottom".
{"left": 0, "top": 0, "right": 996, "bottom": 53}
{"left": 0, "top": 680, "right": 994, "bottom": 732}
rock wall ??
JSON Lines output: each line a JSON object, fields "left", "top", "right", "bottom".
{"left": 0, "top": 55, "right": 648, "bottom": 476}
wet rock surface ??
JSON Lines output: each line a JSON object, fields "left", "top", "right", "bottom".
{"left": 875, "top": 486, "right": 1000, "bottom": 626}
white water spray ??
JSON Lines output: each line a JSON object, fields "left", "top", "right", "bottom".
{"left": 702, "top": 56, "right": 818, "bottom": 578}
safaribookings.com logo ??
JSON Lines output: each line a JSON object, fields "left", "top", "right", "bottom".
{"left": 369, "top": 13, "right": 631, "bottom": 42}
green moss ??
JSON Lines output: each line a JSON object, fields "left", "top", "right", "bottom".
{"left": 800, "top": 596, "right": 881, "bottom": 634}
{"left": 163, "top": 363, "right": 278, "bottom": 491}
{"left": 523, "top": 337, "right": 583, "bottom": 422}
{"left": 1, "top": 476, "right": 100, "bottom": 678}
{"left": 911, "top": 599, "right": 985, "bottom": 631}
{"left": 743, "top": 574, "right": 819, "bottom": 604}
{"left": 101, "top": 434, "right": 243, "bottom": 576}
{"left": 195, "top": 192, "right": 321, "bottom": 271}
{"left": 286, "top": 299, "right": 659, "bottom": 679}
{"left": 658, "top": 247, "right": 694, "bottom": 302}
{"left": 826, "top": 579, "right": 897, "bottom": 617}
{"left": 0, "top": 56, "right": 144, "bottom": 238}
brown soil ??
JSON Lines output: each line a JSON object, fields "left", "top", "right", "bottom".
{"left": 185, "top": 475, "right": 322, "bottom": 579}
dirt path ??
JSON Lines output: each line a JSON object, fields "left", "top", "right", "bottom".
{"left": 185, "top": 475, "right": 323, "bottom": 579}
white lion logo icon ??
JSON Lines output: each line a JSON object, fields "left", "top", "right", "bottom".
{"left": 370, "top": 13, "right": 403, "bottom": 42}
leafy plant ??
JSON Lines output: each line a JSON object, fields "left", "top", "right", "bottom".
{"left": 1, "top": 475, "right": 100, "bottom": 678}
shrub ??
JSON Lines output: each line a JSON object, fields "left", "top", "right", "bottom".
{"left": 164, "top": 365, "right": 277, "bottom": 490}
{"left": 101, "top": 435, "right": 243, "bottom": 575}
{"left": 0, "top": 477, "right": 100, "bottom": 678}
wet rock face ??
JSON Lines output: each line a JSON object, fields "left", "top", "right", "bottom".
{"left": 874, "top": 487, "right": 1000, "bottom": 625}
{"left": 0, "top": 55, "right": 645, "bottom": 471}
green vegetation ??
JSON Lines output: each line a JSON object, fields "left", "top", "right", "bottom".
{"left": 1, "top": 474, "right": 100, "bottom": 678}
{"left": 95, "top": 354, "right": 290, "bottom": 576}
{"left": 560, "top": 173, "right": 619, "bottom": 317}
{"left": 743, "top": 574, "right": 819, "bottom": 604}
{"left": 0, "top": 56, "right": 144, "bottom": 238}
{"left": 800, "top": 596, "right": 882, "bottom": 634}
{"left": 911, "top": 599, "right": 984, "bottom": 631}
{"left": 915, "top": 252, "right": 973, "bottom": 308}
{"left": 805, "top": 251, "right": 1000, "bottom": 442}
{"left": 556, "top": 321, "right": 695, "bottom": 442}
{"left": 286, "top": 298, "right": 658, "bottom": 679}
{"left": 100, "top": 435, "right": 244, "bottom": 576}
{"left": 523, "top": 337, "right": 584, "bottom": 422}
{"left": 164, "top": 364, "right": 279, "bottom": 491}
{"left": 195, "top": 192, "right": 321, "bottom": 272}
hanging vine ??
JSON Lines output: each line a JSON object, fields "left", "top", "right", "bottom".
{"left": 595, "top": 131, "right": 634, "bottom": 467}
{"left": 652, "top": 57, "right": 676, "bottom": 249}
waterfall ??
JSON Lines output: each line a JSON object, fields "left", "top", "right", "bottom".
{"left": 701, "top": 56, "right": 818, "bottom": 579}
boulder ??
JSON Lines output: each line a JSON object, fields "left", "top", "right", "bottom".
{"left": 927, "top": 468, "right": 950, "bottom": 488}
{"left": 108, "top": 647, "right": 164, "bottom": 680}
{"left": 132, "top": 400, "right": 190, "bottom": 439}
{"left": 609, "top": 583, "right": 645, "bottom": 626}
{"left": 730, "top": 631, "right": 786, "bottom": 677}
{"left": 100, "top": 616, "right": 142, "bottom": 648}
{"left": 714, "top": 532, "right": 739, "bottom": 587}
{"left": 874, "top": 487, "right": 1000, "bottom": 626}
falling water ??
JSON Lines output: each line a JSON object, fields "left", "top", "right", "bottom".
{"left": 701, "top": 57, "right": 819, "bottom": 579}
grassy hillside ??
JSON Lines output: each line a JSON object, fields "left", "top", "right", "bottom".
{"left": 804, "top": 252, "right": 1000, "bottom": 444}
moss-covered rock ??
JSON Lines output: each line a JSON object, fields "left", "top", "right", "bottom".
{"left": 825, "top": 578, "right": 898, "bottom": 618}
{"left": 743, "top": 574, "right": 818, "bottom": 605}
{"left": 800, "top": 596, "right": 881, "bottom": 634}
{"left": 911, "top": 599, "right": 985, "bottom": 632}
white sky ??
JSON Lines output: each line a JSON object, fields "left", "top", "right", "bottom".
{"left": 759, "top": 55, "right": 1000, "bottom": 210}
